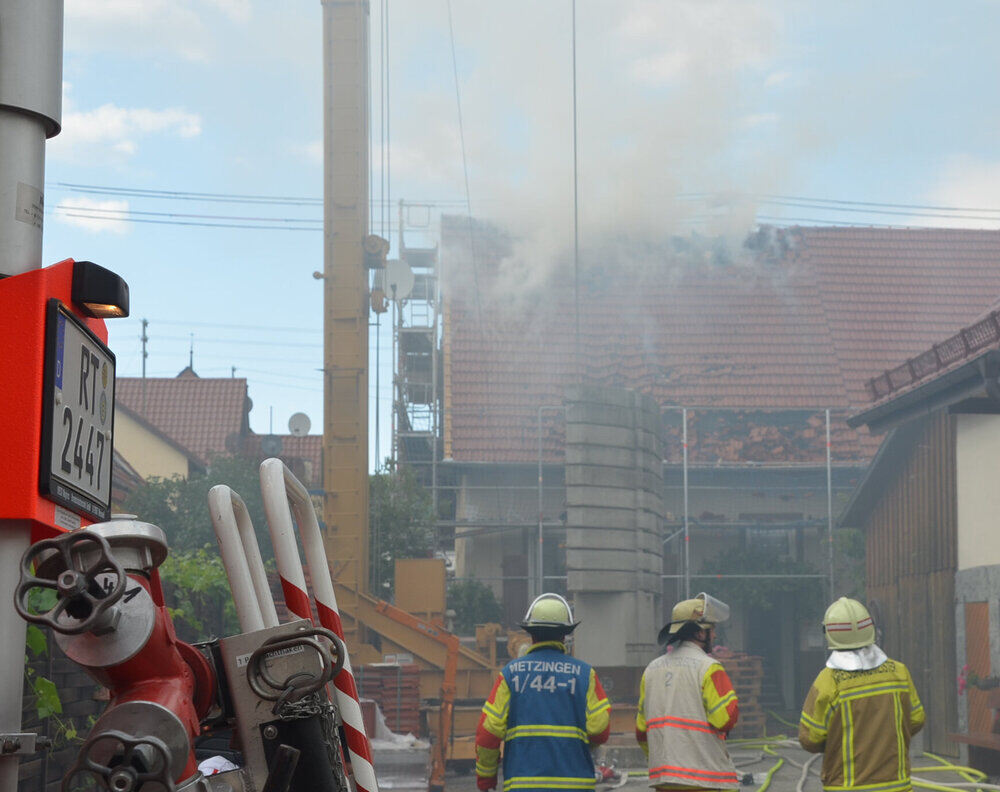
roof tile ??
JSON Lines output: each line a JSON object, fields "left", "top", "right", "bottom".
{"left": 442, "top": 222, "right": 1000, "bottom": 464}
{"left": 117, "top": 373, "right": 250, "bottom": 463}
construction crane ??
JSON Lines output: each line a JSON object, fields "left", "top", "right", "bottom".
{"left": 319, "top": 3, "right": 499, "bottom": 789}
{"left": 320, "top": 0, "right": 371, "bottom": 650}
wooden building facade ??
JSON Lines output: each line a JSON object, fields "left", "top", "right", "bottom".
{"left": 841, "top": 412, "right": 958, "bottom": 754}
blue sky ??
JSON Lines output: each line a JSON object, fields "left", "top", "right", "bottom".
{"left": 39, "top": 0, "right": 1000, "bottom": 464}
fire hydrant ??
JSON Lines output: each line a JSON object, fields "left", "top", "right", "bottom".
{"left": 15, "top": 517, "right": 215, "bottom": 792}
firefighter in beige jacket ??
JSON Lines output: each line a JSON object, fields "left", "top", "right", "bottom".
{"left": 799, "top": 597, "right": 924, "bottom": 792}
{"left": 636, "top": 593, "right": 740, "bottom": 791}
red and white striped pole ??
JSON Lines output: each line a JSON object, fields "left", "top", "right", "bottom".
{"left": 260, "top": 458, "right": 378, "bottom": 792}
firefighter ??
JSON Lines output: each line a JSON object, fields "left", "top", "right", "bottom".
{"left": 636, "top": 593, "right": 741, "bottom": 791}
{"left": 475, "top": 593, "right": 611, "bottom": 792}
{"left": 799, "top": 597, "right": 924, "bottom": 792}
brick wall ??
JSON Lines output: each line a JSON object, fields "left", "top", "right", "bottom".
{"left": 17, "top": 636, "right": 106, "bottom": 792}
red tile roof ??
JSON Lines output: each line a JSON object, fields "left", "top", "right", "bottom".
{"left": 242, "top": 433, "right": 323, "bottom": 489}
{"left": 442, "top": 222, "right": 1000, "bottom": 464}
{"left": 862, "top": 309, "right": 1000, "bottom": 403}
{"left": 116, "top": 371, "right": 251, "bottom": 464}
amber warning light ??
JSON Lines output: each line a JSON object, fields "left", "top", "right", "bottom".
{"left": 71, "top": 260, "right": 130, "bottom": 319}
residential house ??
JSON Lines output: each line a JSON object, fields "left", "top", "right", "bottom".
{"left": 112, "top": 366, "right": 322, "bottom": 504}
{"left": 842, "top": 306, "right": 1000, "bottom": 756}
{"left": 438, "top": 219, "right": 1000, "bottom": 708}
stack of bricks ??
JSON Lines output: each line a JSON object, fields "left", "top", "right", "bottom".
{"left": 717, "top": 652, "right": 765, "bottom": 738}
{"left": 356, "top": 664, "right": 422, "bottom": 736}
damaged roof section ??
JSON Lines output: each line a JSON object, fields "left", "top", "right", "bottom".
{"left": 442, "top": 221, "right": 1000, "bottom": 464}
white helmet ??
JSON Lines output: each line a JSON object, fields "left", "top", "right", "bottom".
{"left": 520, "top": 593, "right": 579, "bottom": 633}
{"left": 658, "top": 592, "right": 730, "bottom": 645}
{"left": 823, "top": 597, "right": 875, "bottom": 650}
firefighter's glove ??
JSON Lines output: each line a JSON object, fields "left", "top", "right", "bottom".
{"left": 477, "top": 776, "right": 497, "bottom": 791}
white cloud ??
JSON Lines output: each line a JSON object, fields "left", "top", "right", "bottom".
{"left": 618, "top": 0, "right": 780, "bottom": 87}
{"left": 65, "top": 0, "right": 250, "bottom": 61}
{"left": 50, "top": 102, "right": 202, "bottom": 163}
{"left": 297, "top": 140, "right": 323, "bottom": 165}
{"left": 206, "top": 0, "right": 251, "bottom": 22}
{"left": 738, "top": 113, "right": 779, "bottom": 130}
{"left": 54, "top": 198, "right": 131, "bottom": 235}
{"left": 924, "top": 155, "right": 1000, "bottom": 229}
{"left": 764, "top": 71, "right": 791, "bottom": 88}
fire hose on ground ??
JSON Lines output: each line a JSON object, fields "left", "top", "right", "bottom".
{"left": 622, "top": 731, "right": 998, "bottom": 792}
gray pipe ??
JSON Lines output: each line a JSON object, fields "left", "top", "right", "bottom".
{"left": 0, "top": 5, "right": 63, "bottom": 792}
{"left": 0, "top": 0, "right": 63, "bottom": 276}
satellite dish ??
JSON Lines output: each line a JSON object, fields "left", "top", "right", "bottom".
{"left": 384, "top": 259, "right": 414, "bottom": 301}
{"left": 288, "top": 412, "right": 312, "bottom": 437}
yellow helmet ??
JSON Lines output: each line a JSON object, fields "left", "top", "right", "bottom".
{"left": 658, "top": 592, "right": 730, "bottom": 645}
{"left": 823, "top": 597, "right": 875, "bottom": 650}
{"left": 520, "top": 593, "right": 579, "bottom": 632}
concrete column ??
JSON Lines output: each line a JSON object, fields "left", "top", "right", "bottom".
{"left": 564, "top": 386, "right": 663, "bottom": 667}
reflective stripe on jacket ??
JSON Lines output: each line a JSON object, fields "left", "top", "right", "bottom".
{"left": 798, "top": 658, "right": 925, "bottom": 792}
{"left": 475, "top": 641, "right": 611, "bottom": 792}
{"left": 636, "top": 642, "right": 740, "bottom": 790}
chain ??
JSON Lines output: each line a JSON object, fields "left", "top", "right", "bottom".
{"left": 274, "top": 693, "right": 349, "bottom": 792}
{"left": 274, "top": 693, "right": 325, "bottom": 721}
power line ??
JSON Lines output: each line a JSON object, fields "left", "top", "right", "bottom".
{"left": 45, "top": 181, "right": 1000, "bottom": 230}
{"left": 758, "top": 198, "right": 1000, "bottom": 222}
{"left": 51, "top": 181, "right": 323, "bottom": 205}
{"left": 51, "top": 205, "right": 413, "bottom": 231}
{"left": 446, "top": 0, "right": 484, "bottom": 333}
{"left": 52, "top": 204, "right": 322, "bottom": 225}
{"left": 571, "top": 0, "right": 580, "bottom": 383}
{"left": 233, "top": 366, "right": 322, "bottom": 382}
{"left": 116, "top": 317, "right": 321, "bottom": 333}
{"left": 755, "top": 215, "right": 932, "bottom": 228}
{"left": 48, "top": 180, "right": 1000, "bottom": 217}
{"left": 48, "top": 181, "right": 468, "bottom": 207}
{"left": 155, "top": 334, "right": 323, "bottom": 348}
{"left": 53, "top": 210, "right": 320, "bottom": 232}
{"left": 756, "top": 193, "right": 1000, "bottom": 215}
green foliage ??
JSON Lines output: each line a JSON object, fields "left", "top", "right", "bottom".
{"left": 25, "top": 625, "right": 47, "bottom": 658}
{"left": 369, "top": 461, "right": 436, "bottom": 597}
{"left": 30, "top": 674, "right": 62, "bottom": 720}
{"left": 448, "top": 580, "right": 504, "bottom": 636}
{"left": 159, "top": 548, "right": 239, "bottom": 642}
{"left": 122, "top": 455, "right": 270, "bottom": 555}
{"left": 120, "top": 455, "right": 267, "bottom": 641}
{"left": 23, "top": 612, "right": 82, "bottom": 747}
{"left": 699, "top": 545, "right": 825, "bottom": 622}
{"left": 24, "top": 590, "right": 57, "bottom": 657}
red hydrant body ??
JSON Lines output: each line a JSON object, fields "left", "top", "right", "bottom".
{"left": 16, "top": 518, "right": 216, "bottom": 791}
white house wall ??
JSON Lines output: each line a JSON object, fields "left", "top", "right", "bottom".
{"left": 956, "top": 414, "right": 1000, "bottom": 570}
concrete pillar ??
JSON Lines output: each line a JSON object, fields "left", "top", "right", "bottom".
{"left": 564, "top": 386, "right": 663, "bottom": 667}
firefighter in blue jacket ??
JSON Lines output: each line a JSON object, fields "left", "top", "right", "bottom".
{"left": 475, "top": 593, "right": 612, "bottom": 792}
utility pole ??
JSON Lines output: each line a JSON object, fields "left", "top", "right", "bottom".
{"left": 321, "top": 0, "right": 370, "bottom": 648}
{"left": 141, "top": 318, "right": 149, "bottom": 414}
{"left": 0, "top": 4, "right": 63, "bottom": 792}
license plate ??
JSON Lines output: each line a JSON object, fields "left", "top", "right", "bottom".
{"left": 39, "top": 300, "right": 115, "bottom": 521}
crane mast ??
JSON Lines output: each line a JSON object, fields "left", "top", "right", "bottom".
{"left": 322, "top": 0, "right": 370, "bottom": 644}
